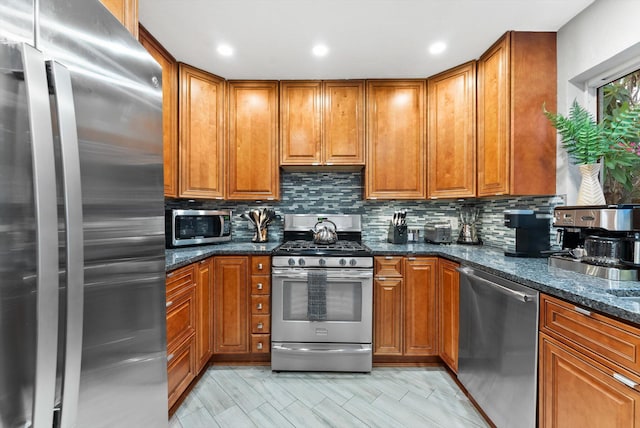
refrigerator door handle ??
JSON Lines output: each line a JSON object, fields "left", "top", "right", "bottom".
{"left": 22, "top": 43, "right": 60, "bottom": 428}
{"left": 47, "top": 60, "right": 84, "bottom": 428}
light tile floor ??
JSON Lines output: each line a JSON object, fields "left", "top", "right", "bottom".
{"left": 170, "top": 366, "right": 490, "bottom": 428}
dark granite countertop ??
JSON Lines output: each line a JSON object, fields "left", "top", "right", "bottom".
{"left": 166, "top": 242, "right": 279, "bottom": 271}
{"left": 165, "top": 240, "right": 640, "bottom": 325}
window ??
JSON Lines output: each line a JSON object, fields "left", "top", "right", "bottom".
{"left": 597, "top": 68, "right": 640, "bottom": 204}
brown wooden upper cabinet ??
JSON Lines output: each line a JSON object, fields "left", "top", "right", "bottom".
{"left": 280, "top": 80, "right": 365, "bottom": 166}
{"left": 427, "top": 62, "right": 477, "bottom": 199}
{"left": 477, "top": 31, "right": 557, "bottom": 197}
{"left": 227, "top": 81, "right": 280, "bottom": 200}
{"left": 178, "top": 64, "right": 226, "bottom": 199}
{"left": 366, "top": 80, "right": 426, "bottom": 199}
{"left": 99, "top": 0, "right": 138, "bottom": 39}
{"left": 138, "top": 26, "right": 179, "bottom": 198}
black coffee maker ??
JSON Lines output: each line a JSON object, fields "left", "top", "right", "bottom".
{"left": 504, "top": 209, "right": 551, "bottom": 257}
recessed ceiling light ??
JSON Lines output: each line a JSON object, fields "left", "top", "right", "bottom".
{"left": 312, "top": 44, "right": 329, "bottom": 57}
{"left": 428, "top": 41, "right": 447, "bottom": 55}
{"left": 217, "top": 44, "right": 234, "bottom": 56}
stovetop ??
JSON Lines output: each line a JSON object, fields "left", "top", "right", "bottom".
{"left": 273, "top": 239, "right": 372, "bottom": 257}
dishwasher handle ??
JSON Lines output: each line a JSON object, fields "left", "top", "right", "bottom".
{"left": 456, "top": 267, "right": 536, "bottom": 303}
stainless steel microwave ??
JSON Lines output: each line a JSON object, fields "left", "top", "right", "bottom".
{"left": 166, "top": 209, "right": 232, "bottom": 248}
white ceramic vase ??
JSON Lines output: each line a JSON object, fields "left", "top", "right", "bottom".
{"left": 576, "top": 163, "right": 606, "bottom": 205}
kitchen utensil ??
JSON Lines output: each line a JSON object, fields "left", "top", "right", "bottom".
{"left": 241, "top": 208, "right": 277, "bottom": 242}
{"left": 457, "top": 205, "right": 482, "bottom": 245}
{"left": 310, "top": 219, "right": 338, "bottom": 244}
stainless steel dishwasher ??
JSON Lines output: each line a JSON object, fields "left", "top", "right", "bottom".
{"left": 457, "top": 266, "right": 539, "bottom": 428}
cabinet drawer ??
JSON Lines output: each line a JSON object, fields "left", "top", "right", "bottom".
{"left": 251, "top": 334, "right": 271, "bottom": 353}
{"left": 167, "top": 336, "right": 196, "bottom": 409}
{"left": 166, "top": 264, "right": 195, "bottom": 298}
{"left": 251, "top": 295, "right": 270, "bottom": 314}
{"left": 540, "top": 294, "right": 640, "bottom": 375}
{"left": 166, "top": 287, "right": 196, "bottom": 350}
{"left": 251, "top": 256, "right": 271, "bottom": 274}
{"left": 374, "top": 256, "right": 403, "bottom": 277}
{"left": 251, "top": 314, "right": 271, "bottom": 334}
{"left": 251, "top": 275, "right": 271, "bottom": 295}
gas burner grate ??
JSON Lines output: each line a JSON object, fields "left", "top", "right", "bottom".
{"left": 277, "top": 240, "right": 370, "bottom": 252}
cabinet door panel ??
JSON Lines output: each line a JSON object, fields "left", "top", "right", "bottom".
{"left": 166, "top": 286, "right": 196, "bottom": 350}
{"left": 438, "top": 259, "right": 459, "bottom": 372}
{"left": 196, "top": 258, "right": 213, "bottom": 371}
{"left": 404, "top": 258, "right": 437, "bottom": 356}
{"left": 366, "top": 80, "right": 426, "bottom": 199}
{"left": 280, "top": 81, "right": 322, "bottom": 165}
{"left": 323, "top": 80, "right": 365, "bottom": 165}
{"left": 477, "top": 35, "right": 510, "bottom": 196}
{"left": 179, "top": 64, "right": 225, "bottom": 199}
{"left": 99, "top": 0, "right": 138, "bottom": 38}
{"left": 213, "top": 257, "right": 249, "bottom": 353}
{"left": 540, "top": 334, "right": 640, "bottom": 428}
{"left": 374, "top": 278, "right": 403, "bottom": 355}
{"left": 428, "top": 62, "right": 476, "bottom": 198}
{"left": 227, "top": 81, "right": 279, "bottom": 200}
{"left": 167, "top": 336, "right": 196, "bottom": 410}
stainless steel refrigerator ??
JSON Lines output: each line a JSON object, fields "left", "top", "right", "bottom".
{"left": 0, "top": 0, "right": 167, "bottom": 427}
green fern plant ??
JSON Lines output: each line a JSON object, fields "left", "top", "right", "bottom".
{"left": 543, "top": 100, "right": 609, "bottom": 165}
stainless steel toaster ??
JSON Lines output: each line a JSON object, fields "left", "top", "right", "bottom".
{"left": 424, "top": 221, "right": 452, "bottom": 244}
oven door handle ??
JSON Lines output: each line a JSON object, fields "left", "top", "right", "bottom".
{"left": 272, "top": 344, "right": 371, "bottom": 354}
{"left": 272, "top": 270, "right": 373, "bottom": 280}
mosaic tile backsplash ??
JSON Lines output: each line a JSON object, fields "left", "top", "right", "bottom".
{"left": 166, "top": 171, "right": 566, "bottom": 251}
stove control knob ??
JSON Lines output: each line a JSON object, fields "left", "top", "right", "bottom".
{"left": 298, "top": 258, "right": 306, "bottom": 266}
{"left": 319, "top": 258, "right": 326, "bottom": 266}
{"left": 339, "top": 258, "right": 347, "bottom": 266}
{"left": 288, "top": 258, "right": 296, "bottom": 266}
{"left": 350, "top": 259, "right": 357, "bottom": 266}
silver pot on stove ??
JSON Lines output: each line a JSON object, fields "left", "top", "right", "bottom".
{"left": 310, "top": 219, "right": 338, "bottom": 245}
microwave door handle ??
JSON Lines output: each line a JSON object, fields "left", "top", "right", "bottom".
{"left": 48, "top": 60, "right": 84, "bottom": 428}
{"left": 22, "top": 43, "right": 60, "bottom": 428}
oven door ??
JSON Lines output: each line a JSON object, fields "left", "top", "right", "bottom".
{"left": 271, "top": 268, "right": 373, "bottom": 343}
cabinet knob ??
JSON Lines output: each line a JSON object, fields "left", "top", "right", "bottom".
{"left": 256, "top": 342, "right": 263, "bottom": 350}
{"left": 257, "top": 283, "right": 263, "bottom": 290}
{"left": 166, "top": 301, "right": 173, "bottom": 308}
{"left": 257, "top": 322, "right": 263, "bottom": 330}
{"left": 167, "top": 353, "right": 175, "bottom": 362}
{"left": 257, "top": 263, "right": 263, "bottom": 270}
{"left": 257, "top": 303, "right": 263, "bottom": 310}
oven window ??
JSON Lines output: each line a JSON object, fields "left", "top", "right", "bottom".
{"left": 282, "top": 280, "right": 363, "bottom": 322}
{"left": 175, "top": 215, "right": 221, "bottom": 239}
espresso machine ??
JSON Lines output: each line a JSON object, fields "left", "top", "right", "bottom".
{"left": 504, "top": 209, "right": 552, "bottom": 257}
{"left": 550, "top": 205, "right": 640, "bottom": 281}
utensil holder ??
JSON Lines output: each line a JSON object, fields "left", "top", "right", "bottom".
{"left": 252, "top": 225, "right": 268, "bottom": 243}
{"left": 387, "top": 222, "right": 408, "bottom": 244}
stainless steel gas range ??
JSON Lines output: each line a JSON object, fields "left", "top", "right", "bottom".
{"left": 271, "top": 214, "right": 373, "bottom": 372}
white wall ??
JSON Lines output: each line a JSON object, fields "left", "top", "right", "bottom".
{"left": 556, "top": 0, "right": 640, "bottom": 204}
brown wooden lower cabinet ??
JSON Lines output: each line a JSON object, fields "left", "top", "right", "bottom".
{"left": 213, "top": 256, "right": 249, "bottom": 354}
{"left": 373, "top": 256, "right": 438, "bottom": 360}
{"left": 539, "top": 333, "right": 640, "bottom": 428}
{"left": 167, "top": 336, "right": 196, "bottom": 410}
{"left": 438, "top": 259, "right": 459, "bottom": 372}
{"left": 195, "top": 258, "right": 213, "bottom": 371}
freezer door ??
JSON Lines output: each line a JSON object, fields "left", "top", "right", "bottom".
{"left": 38, "top": 1, "right": 168, "bottom": 427}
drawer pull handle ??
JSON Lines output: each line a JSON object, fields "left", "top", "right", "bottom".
{"left": 257, "top": 303, "right": 263, "bottom": 310}
{"left": 167, "top": 272, "right": 175, "bottom": 278}
{"left": 614, "top": 373, "right": 639, "bottom": 390}
{"left": 257, "top": 322, "right": 263, "bottom": 330}
{"left": 257, "top": 263, "right": 263, "bottom": 270}
{"left": 407, "top": 257, "right": 417, "bottom": 261}
{"left": 256, "top": 342, "right": 263, "bottom": 350}
{"left": 166, "top": 301, "right": 173, "bottom": 308}
{"left": 384, "top": 256, "right": 393, "bottom": 260}
{"left": 200, "top": 259, "right": 207, "bottom": 264}
{"left": 167, "top": 353, "right": 175, "bottom": 362}
{"left": 257, "top": 283, "right": 263, "bottom": 290}
{"left": 377, "top": 276, "right": 386, "bottom": 281}
{"left": 574, "top": 306, "right": 592, "bottom": 317}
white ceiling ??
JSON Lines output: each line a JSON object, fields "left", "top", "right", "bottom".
{"left": 139, "top": 0, "right": 595, "bottom": 80}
